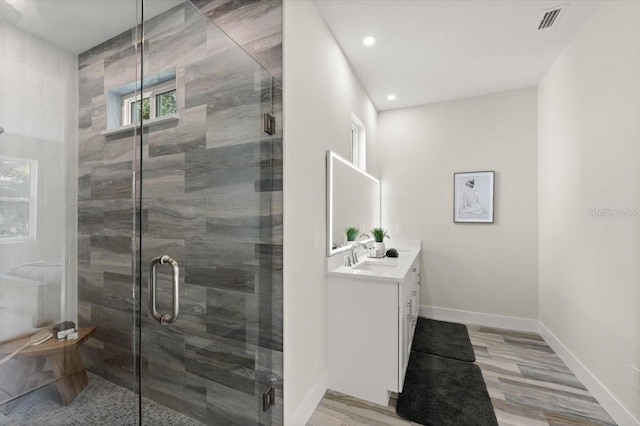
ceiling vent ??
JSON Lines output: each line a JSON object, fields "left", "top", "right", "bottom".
{"left": 538, "top": 5, "right": 567, "bottom": 30}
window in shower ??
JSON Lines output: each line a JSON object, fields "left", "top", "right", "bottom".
{"left": 0, "top": 157, "right": 37, "bottom": 241}
{"left": 121, "top": 80, "right": 176, "bottom": 125}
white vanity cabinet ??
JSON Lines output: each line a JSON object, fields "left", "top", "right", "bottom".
{"left": 326, "top": 247, "right": 421, "bottom": 406}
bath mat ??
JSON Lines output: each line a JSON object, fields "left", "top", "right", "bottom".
{"left": 396, "top": 351, "right": 498, "bottom": 426}
{"left": 411, "top": 317, "right": 475, "bottom": 362}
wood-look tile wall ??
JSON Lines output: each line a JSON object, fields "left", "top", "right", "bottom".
{"left": 77, "top": 1, "right": 282, "bottom": 424}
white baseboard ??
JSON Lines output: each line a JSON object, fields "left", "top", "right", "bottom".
{"left": 287, "top": 372, "right": 328, "bottom": 426}
{"left": 419, "top": 305, "right": 539, "bottom": 333}
{"left": 538, "top": 322, "right": 639, "bottom": 426}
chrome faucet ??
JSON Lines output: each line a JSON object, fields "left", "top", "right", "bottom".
{"left": 349, "top": 242, "right": 368, "bottom": 266}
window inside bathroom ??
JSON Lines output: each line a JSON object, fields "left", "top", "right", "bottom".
{"left": 351, "top": 113, "right": 366, "bottom": 171}
{"left": 121, "top": 80, "right": 176, "bottom": 125}
{"left": 351, "top": 122, "right": 360, "bottom": 167}
{"left": 0, "top": 157, "right": 37, "bottom": 241}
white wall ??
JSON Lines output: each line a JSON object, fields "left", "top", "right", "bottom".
{"left": 282, "top": 0, "right": 378, "bottom": 423}
{"left": 379, "top": 88, "right": 538, "bottom": 319}
{"left": 0, "top": 24, "right": 77, "bottom": 272}
{"left": 538, "top": 2, "right": 640, "bottom": 424}
{"left": 0, "top": 24, "right": 78, "bottom": 338}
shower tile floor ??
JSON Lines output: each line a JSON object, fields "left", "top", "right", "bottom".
{"left": 0, "top": 372, "right": 203, "bottom": 426}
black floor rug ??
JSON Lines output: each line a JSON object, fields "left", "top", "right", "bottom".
{"left": 396, "top": 352, "right": 498, "bottom": 426}
{"left": 411, "top": 318, "right": 475, "bottom": 362}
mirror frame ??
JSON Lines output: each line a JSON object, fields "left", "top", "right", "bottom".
{"left": 326, "top": 150, "right": 380, "bottom": 256}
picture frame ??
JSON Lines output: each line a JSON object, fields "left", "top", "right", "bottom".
{"left": 453, "top": 171, "right": 495, "bottom": 223}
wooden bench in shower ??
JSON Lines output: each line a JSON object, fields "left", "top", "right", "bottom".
{"left": 0, "top": 326, "right": 96, "bottom": 409}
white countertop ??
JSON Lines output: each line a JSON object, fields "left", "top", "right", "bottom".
{"left": 326, "top": 240, "right": 421, "bottom": 282}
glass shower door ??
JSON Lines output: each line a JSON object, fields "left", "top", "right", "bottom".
{"left": 0, "top": 0, "right": 144, "bottom": 424}
{"left": 0, "top": 1, "right": 283, "bottom": 424}
{"left": 138, "top": 1, "right": 282, "bottom": 425}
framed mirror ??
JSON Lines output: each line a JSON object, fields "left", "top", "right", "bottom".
{"left": 326, "top": 151, "right": 380, "bottom": 256}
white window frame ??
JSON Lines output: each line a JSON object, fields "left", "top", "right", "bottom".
{"left": 121, "top": 80, "right": 176, "bottom": 126}
{"left": 0, "top": 156, "right": 38, "bottom": 243}
{"left": 351, "top": 113, "right": 366, "bottom": 171}
{"left": 351, "top": 122, "right": 359, "bottom": 168}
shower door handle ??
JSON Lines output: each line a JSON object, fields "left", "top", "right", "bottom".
{"left": 149, "top": 255, "right": 180, "bottom": 325}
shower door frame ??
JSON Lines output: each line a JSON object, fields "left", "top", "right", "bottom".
{"left": 134, "top": 1, "right": 283, "bottom": 424}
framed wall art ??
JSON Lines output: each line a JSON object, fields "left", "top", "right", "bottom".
{"left": 453, "top": 171, "right": 495, "bottom": 223}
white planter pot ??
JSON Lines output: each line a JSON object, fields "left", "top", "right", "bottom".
{"left": 374, "top": 242, "right": 386, "bottom": 257}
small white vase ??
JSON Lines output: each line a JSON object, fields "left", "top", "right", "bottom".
{"left": 374, "top": 242, "right": 385, "bottom": 257}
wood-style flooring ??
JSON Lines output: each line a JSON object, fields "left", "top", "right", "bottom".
{"left": 307, "top": 323, "right": 616, "bottom": 426}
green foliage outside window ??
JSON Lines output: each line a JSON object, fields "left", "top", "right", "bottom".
{"left": 130, "top": 90, "right": 175, "bottom": 124}
{"left": 0, "top": 160, "right": 30, "bottom": 198}
{"left": 157, "top": 90, "right": 176, "bottom": 116}
{"left": 0, "top": 159, "right": 32, "bottom": 238}
{"left": 132, "top": 97, "right": 151, "bottom": 124}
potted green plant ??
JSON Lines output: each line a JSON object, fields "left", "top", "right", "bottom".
{"left": 371, "top": 228, "right": 390, "bottom": 257}
{"left": 345, "top": 227, "right": 359, "bottom": 243}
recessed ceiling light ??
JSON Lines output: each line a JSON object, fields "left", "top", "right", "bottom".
{"left": 387, "top": 94, "right": 396, "bottom": 101}
{"left": 362, "top": 36, "right": 376, "bottom": 46}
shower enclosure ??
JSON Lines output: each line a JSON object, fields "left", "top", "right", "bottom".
{"left": 0, "top": 1, "right": 283, "bottom": 424}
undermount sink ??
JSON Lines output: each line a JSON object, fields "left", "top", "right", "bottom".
{"left": 352, "top": 261, "right": 399, "bottom": 272}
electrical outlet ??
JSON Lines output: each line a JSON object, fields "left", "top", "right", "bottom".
{"left": 631, "top": 365, "right": 640, "bottom": 392}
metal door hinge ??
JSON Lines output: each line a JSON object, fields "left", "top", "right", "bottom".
{"left": 263, "top": 113, "right": 276, "bottom": 135}
{"left": 262, "top": 386, "right": 275, "bottom": 411}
